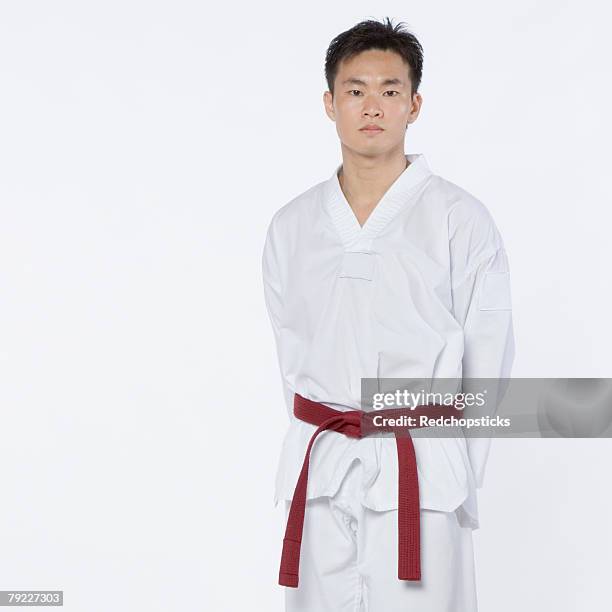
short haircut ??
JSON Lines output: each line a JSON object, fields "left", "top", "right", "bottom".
{"left": 324, "top": 17, "right": 424, "bottom": 98}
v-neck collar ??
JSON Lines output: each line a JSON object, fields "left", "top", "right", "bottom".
{"left": 321, "top": 153, "right": 432, "bottom": 249}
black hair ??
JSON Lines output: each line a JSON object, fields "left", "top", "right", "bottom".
{"left": 324, "top": 17, "right": 424, "bottom": 98}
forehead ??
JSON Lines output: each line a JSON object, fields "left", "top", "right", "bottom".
{"left": 336, "top": 48, "right": 410, "bottom": 83}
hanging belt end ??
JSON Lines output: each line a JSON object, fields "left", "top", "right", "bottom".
{"left": 399, "top": 567, "right": 421, "bottom": 581}
{"left": 279, "top": 537, "right": 301, "bottom": 588}
{"left": 279, "top": 572, "right": 299, "bottom": 588}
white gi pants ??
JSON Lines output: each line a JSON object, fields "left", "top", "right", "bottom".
{"left": 284, "top": 458, "right": 478, "bottom": 612}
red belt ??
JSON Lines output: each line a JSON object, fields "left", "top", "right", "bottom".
{"left": 279, "top": 391, "right": 463, "bottom": 588}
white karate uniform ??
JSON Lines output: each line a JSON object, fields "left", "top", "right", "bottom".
{"left": 262, "top": 152, "right": 515, "bottom": 610}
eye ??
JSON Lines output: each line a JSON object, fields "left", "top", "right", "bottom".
{"left": 384, "top": 91, "right": 400, "bottom": 96}
{"left": 349, "top": 90, "right": 363, "bottom": 96}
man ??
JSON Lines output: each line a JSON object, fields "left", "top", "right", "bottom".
{"left": 262, "top": 17, "right": 515, "bottom": 612}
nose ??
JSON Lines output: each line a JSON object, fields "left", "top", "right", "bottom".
{"left": 362, "top": 96, "right": 382, "bottom": 118}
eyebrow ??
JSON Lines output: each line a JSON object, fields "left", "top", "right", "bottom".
{"left": 341, "top": 77, "right": 405, "bottom": 87}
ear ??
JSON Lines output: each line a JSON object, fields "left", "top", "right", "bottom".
{"left": 407, "top": 91, "right": 423, "bottom": 126}
{"left": 323, "top": 90, "right": 336, "bottom": 122}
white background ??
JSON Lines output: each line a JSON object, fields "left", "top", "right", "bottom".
{"left": 1, "top": 1, "right": 611, "bottom": 611}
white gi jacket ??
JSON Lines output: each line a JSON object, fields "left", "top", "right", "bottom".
{"left": 261, "top": 153, "right": 515, "bottom": 529}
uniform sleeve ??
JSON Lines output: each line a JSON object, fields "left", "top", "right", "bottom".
{"left": 450, "top": 209, "right": 516, "bottom": 489}
{"left": 261, "top": 215, "right": 284, "bottom": 348}
{"left": 262, "top": 214, "right": 294, "bottom": 416}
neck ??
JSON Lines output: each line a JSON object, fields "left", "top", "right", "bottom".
{"left": 337, "top": 148, "right": 410, "bottom": 212}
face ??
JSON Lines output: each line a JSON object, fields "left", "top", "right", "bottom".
{"left": 323, "top": 49, "right": 422, "bottom": 157}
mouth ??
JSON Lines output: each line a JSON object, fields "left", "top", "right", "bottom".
{"left": 360, "top": 127, "right": 384, "bottom": 133}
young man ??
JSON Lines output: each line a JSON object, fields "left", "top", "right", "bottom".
{"left": 262, "top": 18, "right": 515, "bottom": 612}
